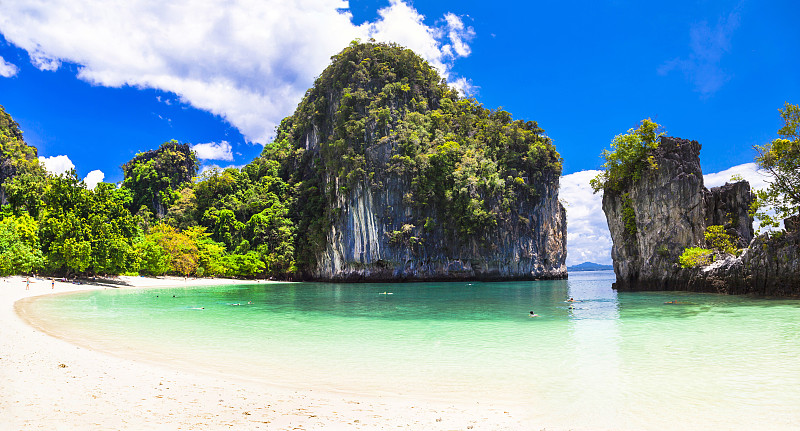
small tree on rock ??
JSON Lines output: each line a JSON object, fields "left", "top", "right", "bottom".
{"left": 752, "top": 102, "right": 800, "bottom": 230}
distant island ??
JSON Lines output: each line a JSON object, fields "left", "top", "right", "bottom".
{"left": 567, "top": 262, "right": 613, "bottom": 271}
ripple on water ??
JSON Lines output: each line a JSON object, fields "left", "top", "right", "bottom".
{"left": 25, "top": 272, "right": 800, "bottom": 430}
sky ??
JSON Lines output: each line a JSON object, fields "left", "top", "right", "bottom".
{"left": 0, "top": 0, "right": 797, "bottom": 265}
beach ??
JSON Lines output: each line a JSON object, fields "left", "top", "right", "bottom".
{"left": 0, "top": 275, "right": 526, "bottom": 430}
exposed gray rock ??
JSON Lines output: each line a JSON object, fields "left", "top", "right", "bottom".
{"left": 602, "top": 137, "right": 707, "bottom": 290}
{"left": 314, "top": 167, "right": 567, "bottom": 282}
{"left": 704, "top": 181, "right": 754, "bottom": 247}
{"left": 602, "top": 135, "right": 799, "bottom": 296}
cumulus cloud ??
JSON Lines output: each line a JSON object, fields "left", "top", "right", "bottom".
{"left": 702, "top": 162, "right": 770, "bottom": 191}
{"left": 658, "top": 6, "right": 741, "bottom": 96}
{"left": 192, "top": 141, "right": 233, "bottom": 161}
{"left": 560, "top": 170, "right": 612, "bottom": 266}
{"left": 0, "top": 0, "right": 474, "bottom": 145}
{"left": 38, "top": 155, "right": 75, "bottom": 175}
{"left": 83, "top": 169, "right": 105, "bottom": 189}
{"left": 450, "top": 77, "right": 478, "bottom": 97}
{"left": 703, "top": 162, "right": 780, "bottom": 232}
{"left": 0, "top": 55, "right": 18, "bottom": 77}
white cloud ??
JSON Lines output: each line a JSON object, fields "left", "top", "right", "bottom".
{"left": 0, "top": 1, "right": 474, "bottom": 145}
{"left": 30, "top": 50, "right": 61, "bottom": 71}
{"left": 560, "top": 170, "right": 612, "bottom": 266}
{"left": 38, "top": 155, "right": 75, "bottom": 175}
{"left": 442, "top": 13, "right": 474, "bottom": 57}
{"left": 0, "top": 55, "right": 18, "bottom": 77}
{"left": 702, "top": 162, "right": 770, "bottom": 191}
{"left": 450, "top": 77, "right": 478, "bottom": 97}
{"left": 658, "top": 6, "right": 741, "bottom": 96}
{"left": 83, "top": 169, "right": 105, "bottom": 189}
{"left": 703, "top": 162, "right": 780, "bottom": 232}
{"left": 192, "top": 141, "right": 234, "bottom": 161}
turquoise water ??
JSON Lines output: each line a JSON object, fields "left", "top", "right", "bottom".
{"left": 27, "top": 271, "right": 800, "bottom": 430}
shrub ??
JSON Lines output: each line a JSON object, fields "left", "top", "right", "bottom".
{"left": 590, "top": 119, "right": 664, "bottom": 193}
{"left": 621, "top": 194, "right": 637, "bottom": 237}
{"left": 704, "top": 225, "right": 738, "bottom": 255}
{"left": 679, "top": 247, "right": 713, "bottom": 268}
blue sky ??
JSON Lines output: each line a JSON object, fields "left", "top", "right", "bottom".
{"left": 0, "top": 0, "right": 797, "bottom": 264}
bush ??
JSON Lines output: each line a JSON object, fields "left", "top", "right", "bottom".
{"left": 704, "top": 225, "right": 738, "bottom": 256}
{"left": 590, "top": 119, "right": 664, "bottom": 193}
{"left": 679, "top": 247, "right": 713, "bottom": 268}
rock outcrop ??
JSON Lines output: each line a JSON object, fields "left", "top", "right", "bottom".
{"left": 315, "top": 174, "right": 567, "bottom": 281}
{"left": 263, "top": 42, "right": 567, "bottom": 281}
{"left": 602, "top": 135, "right": 799, "bottom": 296}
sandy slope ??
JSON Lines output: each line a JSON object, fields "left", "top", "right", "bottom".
{"left": 0, "top": 275, "right": 528, "bottom": 430}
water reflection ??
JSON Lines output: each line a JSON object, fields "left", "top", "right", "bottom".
{"left": 565, "top": 270, "right": 622, "bottom": 428}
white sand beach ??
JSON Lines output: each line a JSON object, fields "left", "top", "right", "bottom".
{"left": 0, "top": 275, "right": 528, "bottom": 430}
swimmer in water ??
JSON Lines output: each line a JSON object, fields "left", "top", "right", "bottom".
{"left": 529, "top": 311, "right": 539, "bottom": 317}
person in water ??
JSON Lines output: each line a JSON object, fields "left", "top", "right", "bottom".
{"left": 529, "top": 311, "right": 539, "bottom": 317}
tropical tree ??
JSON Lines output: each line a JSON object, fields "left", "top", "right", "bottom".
{"left": 135, "top": 237, "right": 170, "bottom": 276}
{"left": 0, "top": 210, "right": 44, "bottom": 275}
{"left": 38, "top": 172, "right": 139, "bottom": 275}
{"left": 146, "top": 223, "right": 199, "bottom": 277}
{"left": 590, "top": 119, "right": 665, "bottom": 193}
{"left": 752, "top": 102, "right": 800, "bottom": 229}
{"left": 121, "top": 140, "right": 198, "bottom": 217}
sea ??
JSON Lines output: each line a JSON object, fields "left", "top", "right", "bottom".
{"left": 24, "top": 270, "right": 800, "bottom": 430}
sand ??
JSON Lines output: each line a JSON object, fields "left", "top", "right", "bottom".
{"left": 0, "top": 275, "right": 530, "bottom": 430}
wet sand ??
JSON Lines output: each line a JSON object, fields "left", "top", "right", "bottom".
{"left": 1, "top": 275, "right": 527, "bottom": 430}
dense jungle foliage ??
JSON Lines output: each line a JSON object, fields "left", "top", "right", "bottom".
{"left": 121, "top": 140, "right": 198, "bottom": 217}
{"left": 0, "top": 42, "right": 563, "bottom": 279}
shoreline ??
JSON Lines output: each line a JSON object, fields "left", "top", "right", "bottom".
{"left": 1, "top": 275, "right": 529, "bottom": 430}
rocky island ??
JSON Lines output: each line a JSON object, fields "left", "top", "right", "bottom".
{"left": 258, "top": 41, "right": 567, "bottom": 281}
{"left": 597, "top": 121, "right": 799, "bottom": 296}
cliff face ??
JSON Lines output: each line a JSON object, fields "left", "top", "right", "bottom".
{"left": 603, "top": 137, "right": 707, "bottom": 289}
{"left": 265, "top": 42, "right": 567, "bottom": 281}
{"left": 315, "top": 173, "right": 566, "bottom": 281}
{"left": 602, "top": 135, "right": 799, "bottom": 296}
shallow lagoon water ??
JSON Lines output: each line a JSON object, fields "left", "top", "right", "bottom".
{"left": 27, "top": 271, "right": 800, "bottom": 430}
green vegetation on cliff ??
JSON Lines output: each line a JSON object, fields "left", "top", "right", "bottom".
{"left": 590, "top": 119, "right": 664, "bottom": 193}
{"left": 122, "top": 140, "right": 198, "bottom": 217}
{"left": 1, "top": 104, "right": 48, "bottom": 215}
{"left": 252, "top": 41, "right": 562, "bottom": 272}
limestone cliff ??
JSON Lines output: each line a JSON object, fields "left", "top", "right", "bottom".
{"left": 602, "top": 135, "right": 799, "bottom": 296}
{"left": 315, "top": 174, "right": 566, "bottom": 281}
{"left": 261, "top": 42, "right": 567, "bottom": 281}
